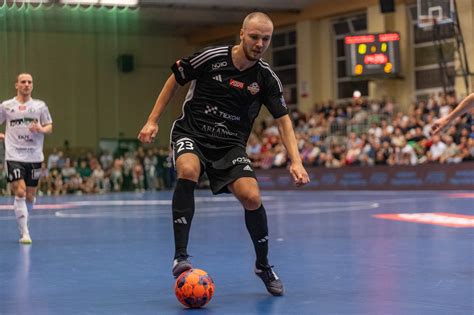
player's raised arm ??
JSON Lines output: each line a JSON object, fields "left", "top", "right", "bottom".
{"left": 138, "top": 74, "right": 180, "bottom": 143}
{"left": 431, "top": 93, "right": 474, "bottom": 135}
{"left": 275, "top": 114, "right": 310, "bottom": 187}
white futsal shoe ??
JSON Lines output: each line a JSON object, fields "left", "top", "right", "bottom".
{"left": 19, "top": 232, "right": 32, "bottom": 244}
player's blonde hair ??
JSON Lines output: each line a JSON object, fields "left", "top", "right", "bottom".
{"left": 242, "top": 12, "right": 273, "bottom": 30}
{"left": 16, "top": 73, "right": 33, "bottom": 83}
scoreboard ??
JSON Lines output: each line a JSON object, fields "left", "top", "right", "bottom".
{"left": 344, "top": 32, "right": 401, "bottom": 78}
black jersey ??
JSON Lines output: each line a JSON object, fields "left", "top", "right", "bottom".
{"left": 170, "top": 45, "right": 288, "bottom": 149}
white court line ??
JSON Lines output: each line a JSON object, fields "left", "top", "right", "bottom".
{"left": 53, "top": 202, "right": 379, "bottom": 219}
{"left": 0, "top": 196, "right": 380, "bottom": 220}
{"left": 66, "top": 196, "right": 275, "bottom": 207}
{"left": 0, "top": 214, "right": 58, "bottom": 221}
{"left": 365, "top": 197, "right": 445, "bottom": 204}
{"left": 0, "top": 204, "right": 77, "bottom": 210}
{"left": 0, "top": 196, "right": 276, "bottom": 211}
{"left": 0, "top": 194, "right": 447, "bottom": 211}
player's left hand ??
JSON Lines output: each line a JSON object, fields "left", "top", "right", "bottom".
{"left": 29, "top": 122, "right": 43, "bottom": 133}
{"left": 289, "top": 162, "right": 310, "bottom": 187}
{"left": 0, "top": 133, "right": 4, "bottom": 141}
{"left": 430, "top": 116, "right": 450, "bottom": 135}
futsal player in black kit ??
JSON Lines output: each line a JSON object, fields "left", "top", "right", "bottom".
{"left": 138, "top": 12, "right": 310, "bottom": 296}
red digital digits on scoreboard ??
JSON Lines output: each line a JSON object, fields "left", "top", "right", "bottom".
{"left": 364, "top": 54, "right": 388, "bottom": 65}
{"left": 378, "top": 33, "right": 400, "bottom": 42}
{"left": 344, "top": 33, "right": 400, "bottom": 44}
{"left": 344, "top": 32, "right": 401, "bottom": 78}
{"left": 344, "top": 35, "right": 375, "bottom": 45}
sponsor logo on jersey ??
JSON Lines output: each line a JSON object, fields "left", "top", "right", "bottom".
{"left": 9, "top": 118, "right": 36, "bottom": 127}
{"left": 201, "top": 121, "right": 238, "bottom": 138}
{"left": 212, "top": 61, "right": 227, "bottom": 70}
{"left": 232, "top": 157, "right": 251, "bottom": 165}
{"left": 247, "top": 82, "right": 260, "bottom": 95}
{"left": 212, "top": 74, "right": 223, "bottom": 82}
{"left": 204, "top": 105, "right": 240, "bottom": 121}
{"left": 176, "top": 60, "right": 185, "bottom": 80}
{"left": 229, "top": 79, "right": 244, "bottom": 89}
{"left": 18, "top": 135, "right": 33, "bottom": 142}
{"left": 204, "top": 105, "right": 218, "bottom": 115}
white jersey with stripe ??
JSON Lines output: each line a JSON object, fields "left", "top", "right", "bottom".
{"left": 170, "top": 45, "right": 288, "bottom": 149}
{"left": 0, "top": 97, "right": 53, "bottom": 162}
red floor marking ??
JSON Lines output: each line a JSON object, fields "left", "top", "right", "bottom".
{"left": 374, "top": 212, "right": 474, "bottom": 228}
{"left": 446, "top": 193, "right": 474, "bottom": 199}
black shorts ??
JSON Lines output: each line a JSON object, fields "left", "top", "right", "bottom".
{"left": 171, "top": 136, "right": 256, "bottom": 194}
{"left": 6, "top": 161, "right": 42, "bottom": 187}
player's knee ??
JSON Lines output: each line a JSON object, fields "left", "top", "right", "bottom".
{"left": 15, "top": 188, "right": 26, "bottom": 198}
{"left": 241, "top": 192, "right": 261, "bottom": 210}
{"left": 177, "top": 166, "right": 200, "bottom": 182}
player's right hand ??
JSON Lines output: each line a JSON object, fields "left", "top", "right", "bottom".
{"left": 138, "top": 121, "right": 158, "bottom": 143}
{"left": 0, "top": 133, "right": 4, "bottom": 141}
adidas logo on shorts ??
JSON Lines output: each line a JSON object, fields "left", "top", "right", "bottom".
{"left": 243, "top": 165, "right": 253, "bottom": 172}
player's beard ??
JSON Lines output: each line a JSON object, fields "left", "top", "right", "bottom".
{"left": 20, "top": 89, "right": 31, "bottom": 98}
{"left": 243, "top": 42, "right": 261, "bottom": 61}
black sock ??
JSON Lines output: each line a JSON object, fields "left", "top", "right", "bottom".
{"left": 245, "top": 204, "right": 269, "bottom": 267}
{"left": 172, "top": 178, "right": 197, "bottom": 259}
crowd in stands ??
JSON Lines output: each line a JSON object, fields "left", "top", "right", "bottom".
{"left": 0, "top": 147, "right": 177, "bottom": 196}
{"left": 0, "top": 95, "right": 471, "bottom": 196}
{"left": 248, "top": 94, "right": 473, "bottom": 169}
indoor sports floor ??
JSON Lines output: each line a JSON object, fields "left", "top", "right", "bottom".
{"left": 1, "top": 190, "right": 473, "bottom": 315}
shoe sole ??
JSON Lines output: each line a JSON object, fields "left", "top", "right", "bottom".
{"left": 172, "top": 263, "right": 193, "bottom": 278}
{"left": 268, "top": 288, "right": 284, "bottom": 296}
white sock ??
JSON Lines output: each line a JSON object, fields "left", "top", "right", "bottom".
{"left": 14, "top": 197, "right": 29, "bottom": 235}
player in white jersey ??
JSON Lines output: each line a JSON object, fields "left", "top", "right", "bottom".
{"left": 0, "top": 73, "right": 53, "bottom": 244}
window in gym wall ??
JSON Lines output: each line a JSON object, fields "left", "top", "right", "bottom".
{"left": 332, "top": 14, "right": 369, "bottom": 99}
{"left": 408, "top": 5, "right": 456, "bottom": 98}
{"left": 271, "top": 28, "right": 297, "bottom": 108}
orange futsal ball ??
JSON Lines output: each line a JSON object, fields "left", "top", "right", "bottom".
{"left": 174, "top": 268, "right": 215, "bottom": 308}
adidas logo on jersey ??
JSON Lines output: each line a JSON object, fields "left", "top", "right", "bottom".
{"left": 212, "top": 74, "right": 222, "bottom": 82}
{"left": 243, "top": 165, "right": 253, "bottom": 172}
{"left": 174, "top": 217, "right": 188, "bottom": 224}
